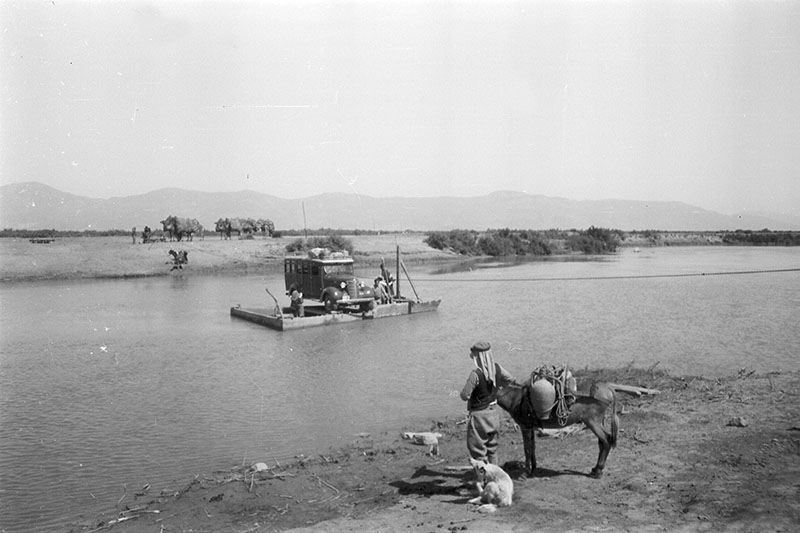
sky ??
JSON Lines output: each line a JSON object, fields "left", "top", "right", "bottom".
{"left": 2, "top": 1, "right": 799, "bottom": 216}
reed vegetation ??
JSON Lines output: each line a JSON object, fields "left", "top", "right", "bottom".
{"left": 424, "top": 226, "right": 622, "bottom": 256}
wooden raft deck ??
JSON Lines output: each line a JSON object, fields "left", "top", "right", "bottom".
{"left": 230, "top": 298, "right": 441, "bottom": 331}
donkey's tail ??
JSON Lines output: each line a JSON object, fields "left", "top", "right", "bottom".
{"left": 608, "top": 390, "right": 619, "bottom": 449}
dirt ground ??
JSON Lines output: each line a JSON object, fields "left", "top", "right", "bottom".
{"left": 69, "top": 368, "right": 800, "bottom": 533}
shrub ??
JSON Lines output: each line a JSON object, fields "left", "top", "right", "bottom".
{"left": 477, "top": 234, "right": 515, "bottom": 256}
{"left": 566, "top": 234, "right": 604, "bottom": 254}
{"left": 424, "top": 230, "right": 479, "bottom": 255}
{"left": 566, "top": 226, "right": 621, "bottom": 254}
{"left": 425, "top": 228, "right": 552, "bottom": 256}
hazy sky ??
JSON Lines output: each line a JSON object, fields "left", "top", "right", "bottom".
{"left": 2, "top": 1, "right": 799, "bottom": 216}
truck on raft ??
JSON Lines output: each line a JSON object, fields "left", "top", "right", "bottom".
{"left": 230, "top": 246, "right": 441, "bottom": 331}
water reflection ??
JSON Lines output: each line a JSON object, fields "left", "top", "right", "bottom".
{"left": 429, "top": 254, "right": 613, "bottom": 274}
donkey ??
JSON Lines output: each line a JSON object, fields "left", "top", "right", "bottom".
{"left": 496, "top": 381, "right": 619, "bottom": 478}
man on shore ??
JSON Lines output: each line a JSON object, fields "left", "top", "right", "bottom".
{"left": 460, "top": 341, "right": 517, "bottom": 465}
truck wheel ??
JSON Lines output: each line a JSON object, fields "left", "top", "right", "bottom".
{"left": 324, "top": 295, "right": 337, "bottom": 313}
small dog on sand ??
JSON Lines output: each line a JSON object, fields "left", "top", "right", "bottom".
{"left": 401, "top": 432, "right": 442, "bottom": 456}
{"left": 468, "top": 458, "right": 513, "bottom": 511}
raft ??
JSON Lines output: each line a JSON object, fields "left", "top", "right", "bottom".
{"left": 230, "top": 298, "right": 441, "bottom": 331}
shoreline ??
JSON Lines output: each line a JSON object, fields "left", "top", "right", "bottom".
{"left": 67, "top": 367, "right": 800, "bottom": 533}
{"left": 2, "top": 233, "right": 792, "bottom": 284}
{"left": 0, "top": 235, "right": 459, "bottom": 283}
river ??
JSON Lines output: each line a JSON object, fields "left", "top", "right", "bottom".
{"left": 0, "top": 246, "right": 798, "bottom": 532}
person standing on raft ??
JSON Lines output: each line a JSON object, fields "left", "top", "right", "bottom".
{"left": 460, "top": 341, "right": 517, "bottom": 465}
{"left": 289, "top": 286, "right": 304, "bottom": 317}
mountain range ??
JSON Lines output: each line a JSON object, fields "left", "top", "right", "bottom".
{"left": 1, "top": 182, "right": 796, "bottom": 232}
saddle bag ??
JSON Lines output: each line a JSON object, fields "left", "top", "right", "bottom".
{"left": 529, "top": 365, "right": 577, "bottom": 426}
{"left": 529, "top": 378, "right": 556, "bottom": 420}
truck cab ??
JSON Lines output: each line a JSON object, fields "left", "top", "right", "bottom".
{"left": 284, "top": 249, "right": 376, "bottom": 313}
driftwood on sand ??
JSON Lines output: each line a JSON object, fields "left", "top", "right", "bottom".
{"left": 606, "top": 383, "right": 661, "bottom": 397}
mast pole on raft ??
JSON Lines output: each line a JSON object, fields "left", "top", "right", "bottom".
{"left": 396, "top": 245, "right": 401, "bottom": 299}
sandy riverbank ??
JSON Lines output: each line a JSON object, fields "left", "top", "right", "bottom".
{"left": 0, "top": 234, "right": 458, "bottom": 282}
{"left": 65, "top": 367, "right": 800, "bottom": 533}
{"left": 1, "top": 231, "right": 756, "bottom": 283}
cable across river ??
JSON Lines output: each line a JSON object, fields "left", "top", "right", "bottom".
{"left": 410, "top": 267, "right": 800, "bottom": 283}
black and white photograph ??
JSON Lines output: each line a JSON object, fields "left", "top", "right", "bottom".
{"left": 1, "top": 1, "right": 798, "bottom": 531}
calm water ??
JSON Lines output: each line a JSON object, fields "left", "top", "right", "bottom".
{"left": 1, "top": 247, "right": 798, "bottom": 532}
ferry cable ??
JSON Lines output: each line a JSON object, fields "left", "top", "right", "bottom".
{"left": 410, "top": 267, "right": 800, "bottom": 283}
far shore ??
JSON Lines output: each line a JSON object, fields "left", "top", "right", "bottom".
{"left": 0, "top": 234, "right": 460, "bottom": 283}
{"left": 0, "top": 231, "right": 791, "bottom": 283}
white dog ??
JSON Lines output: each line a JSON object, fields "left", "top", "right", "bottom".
{"left": 468, "top": 458, "right": 513, "bottom": 511}
{"left": 402, "top": 432, "right": 442, "bottom": 456}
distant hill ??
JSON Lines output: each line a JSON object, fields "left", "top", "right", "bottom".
{"left": 0, "top": 182, "right": 794, "bottom": 232}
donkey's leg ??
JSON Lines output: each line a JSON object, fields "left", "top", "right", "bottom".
{"left": 586, "top": 420, "right": 611, "bottom": 478}
{"left": 522, "top": 427, "right": 536, "bottom": 475}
